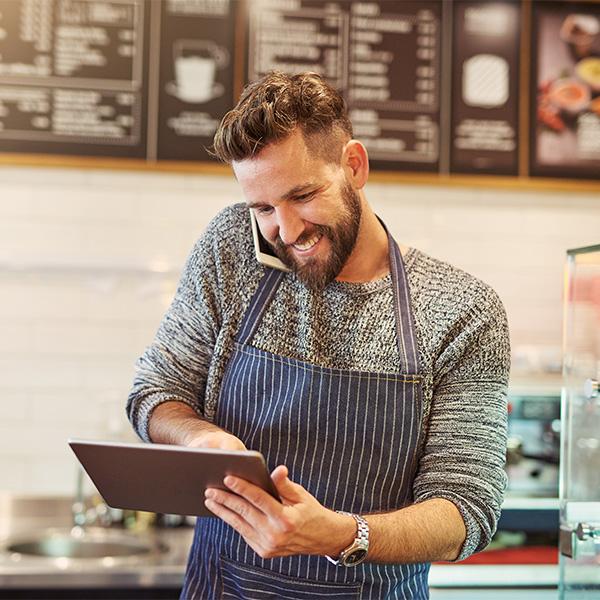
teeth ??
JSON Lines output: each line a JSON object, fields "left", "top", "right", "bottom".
{"left": 293, "top": 233, "right": 322, "bottom": 251}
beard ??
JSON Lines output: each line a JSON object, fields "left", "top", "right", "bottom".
{"left": 271, "top": 181, "right": 362, "bottom": 292}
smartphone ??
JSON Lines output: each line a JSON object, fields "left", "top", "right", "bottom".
{"left": 249, "top": 209, "right": 291, "bottom": 272}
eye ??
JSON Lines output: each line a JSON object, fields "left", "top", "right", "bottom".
{"left": 295, "top": 191, "right": 315, "bottom": 202}
{"left": 256, "top": 206, "right": 274, "bottom": 215}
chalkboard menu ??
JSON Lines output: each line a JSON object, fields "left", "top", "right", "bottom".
{"left": 0, "top": 0, "right": 150, "bottom": 158}
{"left": 247, "top": 0, "right": 442, "bottom": 173}
{"left": 450, "top": 1, "right": 521, "bottom": 175}
{"left": 0, "top": 0, "right": 599, "bottom": 183}
{"left": 530, "top": 1, "right": 600, "bottom": 179}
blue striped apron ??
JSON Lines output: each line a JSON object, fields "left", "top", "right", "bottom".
{"left": 181, "top": 229, "right": 428, "bottom": 599}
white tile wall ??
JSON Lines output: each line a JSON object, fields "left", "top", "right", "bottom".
{"left": 0, "top": 164, "right": 598, "bottom": 495}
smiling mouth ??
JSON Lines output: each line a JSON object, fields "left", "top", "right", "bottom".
{"left": 292, "top": 232, "right": 323, "bottom": 252}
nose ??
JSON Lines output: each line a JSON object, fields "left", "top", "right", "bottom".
{"left": 276, "top": 206, "right": 305, "bottom": 246}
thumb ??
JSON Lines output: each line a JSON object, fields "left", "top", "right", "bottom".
{"left": 270, "top": 465, "right": 303, "bottom": 501}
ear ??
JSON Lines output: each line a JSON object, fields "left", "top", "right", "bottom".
{"left": 341, "top": 140, "right": 369, "bottom": 189}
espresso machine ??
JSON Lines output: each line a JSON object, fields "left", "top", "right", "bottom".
{"left": 506, "top": 393, "right": 560, "bottom": 498}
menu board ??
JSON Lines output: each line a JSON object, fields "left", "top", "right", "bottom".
{"left": 0, "top": 0, "right": 150, "bottom": 158}
{"left": 0, "top": 0, "right": 599, "bottom": 184}
{"left": 530, "top": 1, "right": 600, "bottom": 179}
{"left": 450, "top": 1, "right": 521, "bottom": 175}
{"left": 154, "top": 0, "right": 237, "bottom": 161}
{"left": 247, "top": 0, "right": 443, "bottom": 173}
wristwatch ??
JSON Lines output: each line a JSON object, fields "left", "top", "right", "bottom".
{"left": 326, "top": 512, "right": 369, "bottom": 567}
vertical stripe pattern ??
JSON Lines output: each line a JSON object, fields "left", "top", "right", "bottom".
{"left": 180, "top": 231, "right": 428, "bottom": 599}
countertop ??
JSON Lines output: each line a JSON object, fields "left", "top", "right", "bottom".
{"left": 0, "top": 494, "right": 559, "bottom": 593}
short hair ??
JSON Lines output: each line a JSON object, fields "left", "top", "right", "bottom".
{"left": 212, "top": 71, "right": 353, "bottom": 164}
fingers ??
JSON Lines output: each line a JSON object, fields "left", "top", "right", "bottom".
{"left": 204, "top": 491, "right": 258, "bottom": 540}
{"left": 222, "top": 476, "right": 285, "bottom": 516}
{"left": 204, "top": 492, "right": 292, "bottom": 559}
{"left": 270, "top": 464, "right": 288, "bottom": 482}
{"left": 206, "top": 470, "right": 327, "bottom": 559}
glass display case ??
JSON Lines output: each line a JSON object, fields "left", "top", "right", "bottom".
{"left": 559, "top": 244, "right": 600, "bottom": 598}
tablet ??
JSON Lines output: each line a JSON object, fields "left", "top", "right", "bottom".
{"left": 69, "top": 439, "right": 280, "bottom": 517}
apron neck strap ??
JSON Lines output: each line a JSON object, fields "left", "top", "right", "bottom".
{"left": 236, "top": 268, "right": 284, "bottom": 345}
{"left": 382, "top": 220, "right": 421, "bottom": 374}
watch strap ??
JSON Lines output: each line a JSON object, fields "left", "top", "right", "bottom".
{"left": 325, "top": 511, "right": 369, "bottom": 567}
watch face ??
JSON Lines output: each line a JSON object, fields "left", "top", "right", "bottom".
{"left": 344, "top": 549, "right": 368, "bottom": 566}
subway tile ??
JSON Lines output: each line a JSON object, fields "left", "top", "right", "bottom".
{"left": 0, "top": 390, "right": 31, "bottom": 420}
{"left": 0, "top": 221, "right": 90, "bottom": 263}
{"left": 81, "top": 282, "right": 178, "bottom": 322}
{"left": 0, "top": 457, "right": 27, "bottom": 492}
{"left": 0, "top": 186, "right": 33, "bottom": 216}
{"left": 1, "top": 169, "right": 600, "bottom": 496}
{"left": 28, "top": 454, "right": 82, "bottom": 495}
{"left": 183, "top": 172, "right": 237, "bottom": 193}
{"left": 0, "top": 166, "right": 88, "bottom": 187}
{"left": 0, "top": 321, "right": 34, "bottom": 354}
{"left": 29, "top": 390, "right": 104, "bottom": 424}
{"left": 28, "top": 188, "right": 139, "bottom": 222}
{"left": 31, "top": 320, "right": 144, "bottom": 357}
{"left": 0, "top": 280, "right": 87, "bottom": 320}
{"left": 80, "top": 358, "right": 137, "bottom": 390}
{"left": 0, "top": 357, "right": 86, "bottom": 388}
{"left": 86, "top": 168, "right": 189, "bottom": 191}
{"left": 0, "top": 422, "right": 89, "bottom": 458}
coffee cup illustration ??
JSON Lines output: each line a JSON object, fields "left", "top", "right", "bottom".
{"left": 167, "top": 40, "right": 229, "bottom": 104}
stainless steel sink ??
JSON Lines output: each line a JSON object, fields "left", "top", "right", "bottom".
{"left": 0, "top": 494, "right": 193, "bottom": 590}
{"left": 5, "top": 527, "right": 168, "bottom": 561}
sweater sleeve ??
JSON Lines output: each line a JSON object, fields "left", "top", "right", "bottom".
{"left": 412, "top": 284, "right": 510, "bottom": 561}
{"left": 126, "top": 224, "right": 223, "bottom": 442}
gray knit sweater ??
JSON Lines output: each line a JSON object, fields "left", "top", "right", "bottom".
{"left": 127, "top": 203, "right": 510, "bottom": 561}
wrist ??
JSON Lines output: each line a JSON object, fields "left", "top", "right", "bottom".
{"left": 324, "top": 511, "right": 356, "bottom": 557}
{"left": 326, "top": 512, "right": 370, "bottom": 567}
{"left": 182, "top": 422, "right": 222, "bottom": 447}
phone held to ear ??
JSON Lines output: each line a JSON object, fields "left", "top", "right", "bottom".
{"left": 249, "top": 210, "right": 291, "bottom": 272}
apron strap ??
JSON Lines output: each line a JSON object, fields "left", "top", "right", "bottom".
{"left": 237, "top": 268, "right": 285, "bottom": 346}
{"left": 388, "top": 234, "right": 421, "bottom": 374}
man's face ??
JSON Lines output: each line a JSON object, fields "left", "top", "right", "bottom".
{"left": 233, "top": 130, "right": 362, "bottom": 292}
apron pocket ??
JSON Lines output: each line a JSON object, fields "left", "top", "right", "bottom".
{"left": 220, "top": 556, "right": 362, "bottom": 599}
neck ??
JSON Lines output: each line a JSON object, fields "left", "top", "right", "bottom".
{"left": 336, "top": 196, "right": 392, "bottom": 283}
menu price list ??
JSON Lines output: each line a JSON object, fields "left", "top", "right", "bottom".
{"left": 247, "top": 0, "right": 442, "bottom": 173}
{"left": 450, "top": 1, "right": 521, "bottom": 175}
{"left": 530, "top": 1, "right": 600, "bottom": 179}
{"left": 0, "top": 0, "right": 149, "bottom": 158}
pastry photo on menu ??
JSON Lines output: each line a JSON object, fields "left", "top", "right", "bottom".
{"left": 449, "top": 1, "right": 520, "bottom": 176}
{"left": 532, "top": 2, "right": 600, "bottom": 178}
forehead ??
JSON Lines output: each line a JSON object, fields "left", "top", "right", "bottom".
{"left": 232, "top": 130, "right": 333, "bottom": 202}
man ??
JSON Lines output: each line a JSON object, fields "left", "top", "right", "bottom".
{"left": 127, "top": 71, "right": 510, "bottom": 599}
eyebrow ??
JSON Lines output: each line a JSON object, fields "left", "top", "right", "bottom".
{"left": 247, "top": 182, "right": 321, "bottom": 209}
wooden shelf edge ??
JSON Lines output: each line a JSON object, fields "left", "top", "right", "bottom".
{"left": 0, "top": 153, "right": 599, "bottom": 194}
{"left": 368, "top": 172, "right": 600, "bottom": 194}
{"left": 0, "top": 153, "right": 233, "bottom": 176}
